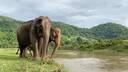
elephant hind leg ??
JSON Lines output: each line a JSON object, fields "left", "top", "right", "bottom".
{"left": 19, "top": 45, "right": 27, "bottom": 58}
{"left": 19, "top": 47, "right": 23, "bottom": 58}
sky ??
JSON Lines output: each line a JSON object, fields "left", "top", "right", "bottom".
{"left": 0, "top": 0, "right": 128, "bottom": 28}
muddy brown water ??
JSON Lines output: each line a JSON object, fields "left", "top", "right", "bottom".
{"left": 55, "top": 50, "right": 128, "bottom": 72}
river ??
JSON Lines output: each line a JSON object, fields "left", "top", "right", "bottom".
{"left": 55, "top": 50, "right": 128, "bottom": 72}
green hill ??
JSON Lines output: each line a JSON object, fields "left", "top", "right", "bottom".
{"left": 89, "top": 22, "right": 128, "bottom": 39}
{"left": 0, "top": 16, "right": 22, "bottom": 31}
{"left": 1, "top": 16, "right": 128, "bottom": 48}
{"left": 52, "top": 21, "right": 89, "bottom": 37}
{"left": 0, "top": 16, "right": 128, "bottom": 39}
{"left": 52, "top": 22, "right": 128, "bottom": 39}
{"left": 0, "top": 16, "right": 85, "bottom": 36}
{"left": 0, "top": 16, "right": 21, "bottom": 48}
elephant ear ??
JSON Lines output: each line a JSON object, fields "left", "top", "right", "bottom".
{"left": 36, "top": 18, "right": 42, "bottom": 24}
{"left": 33, "top": 17, "right": 44, "bottom": 37}
{"left": 49, "top": 29, "right": 55, "bottom": 41}
{"left": 33, "top": 17, "right": 43, "bottom": 29}
{"left": 33, "top": 16, "right": 43, "bottom": 25}
{"left": 34, "top": 18, "right": 42, "bottom": 25}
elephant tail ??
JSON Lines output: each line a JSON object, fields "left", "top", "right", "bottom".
{"left": 16, "top": 48, "right": 19, "bottom": 54}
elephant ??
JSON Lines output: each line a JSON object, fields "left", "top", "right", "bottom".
{"left": 16, "top": 16, "right": 52, "bottom": 59}
{"left": 16, "top": 27, "right": 61, "bottom": 58}
{"left": 48, "top": 27, "right": 61, "bottom": 58}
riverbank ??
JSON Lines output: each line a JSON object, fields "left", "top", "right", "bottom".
{"left": 0, "top": 48, "right": 68, "bottom": 72}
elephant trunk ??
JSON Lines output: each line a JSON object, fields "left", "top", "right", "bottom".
{"left": 41, "top": 30, "right": 51, "bottom": 58}
{"left": 51, "top": 34, "right": 61, "bottom": 58}
{"left": 40, "top": 16, "right": 52, "bottom": 59}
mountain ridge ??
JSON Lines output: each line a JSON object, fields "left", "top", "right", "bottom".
{"left": 0, "top": 16, "right": 128, "bottom": 39}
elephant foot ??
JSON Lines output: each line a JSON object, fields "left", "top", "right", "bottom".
{"left": 19, "top": 54, "right": 28, "bottom": 58}
{"left": 40, "top": 56, "right": 47, "bottom": 60}
{"left": 46, "top": 55, "right": 50, "bottom": 58}
{"left": 19, "top": 56, "right": 27, "bottom": 59}
{"left": 47, "top": 55, "right": 53, "bottom": 59}
{"left": 32, "top": 56, "right": 41, "bottom": 61}
{"left": 25, "top": 56, "right": 28, "bottom": 58}
{"left": 19, "top": 55, "right": 23, "bottom": 58}
{"left": 41, "top": 55, "right": 52, "bottom": 60}
{"left": 49, "top": 56, "right": 53, "bottom": 59}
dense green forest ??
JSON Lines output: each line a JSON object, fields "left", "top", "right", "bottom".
{"left": 0, "top": 16, "right": 128, "bottom": 53}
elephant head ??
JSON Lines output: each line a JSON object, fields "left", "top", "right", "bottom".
{"left": 49, "top": 28, "right": 61, "bottom": 58}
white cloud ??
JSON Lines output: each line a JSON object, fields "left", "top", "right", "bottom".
{"left": 0, "top": 0, "right": 128, "bottom": 28}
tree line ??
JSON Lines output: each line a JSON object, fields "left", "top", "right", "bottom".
{"left": 0, "top": 16, "right": 128, "bottom": 53}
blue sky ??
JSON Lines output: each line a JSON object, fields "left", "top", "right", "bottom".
{"left": 0, "top": 0, "right": 128, "bottom": 28}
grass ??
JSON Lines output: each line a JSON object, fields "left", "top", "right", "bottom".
{"left": 0, "top": 48, "right": 68, "bottom": 72}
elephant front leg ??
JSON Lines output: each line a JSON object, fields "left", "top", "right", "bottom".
{"left": 38, "top": 38, "right": 43, "bottom": 57}
{"left": 22, "top": 49, "right": 26, "bottom": 58}
{"left": 32, "top": 42, "right": 40, "bottom": 60}
{"left": 50, "top": 38, "right": 60, "bottom": 58}
{"left": 41, "top": 34, "right": 50, "bottom": 59}
{"left": 50, "top": 44, "right": 58, "bottom": 58}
